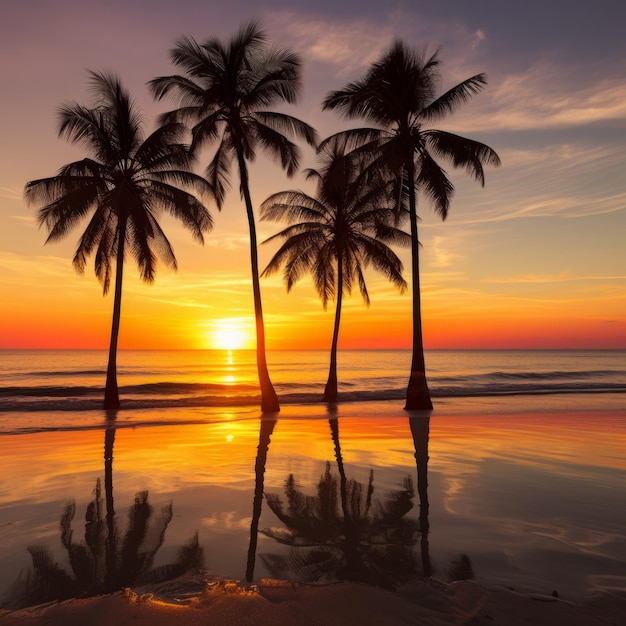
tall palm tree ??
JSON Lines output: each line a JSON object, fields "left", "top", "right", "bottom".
{"left": 260, "top": 137, "right": 409, "bottom": 402}
{"left": 149, "top": 21, "right": 318, "bottom": 412}
{"left": 24, "top": 71, "right": 213, "bottom": 409}
{"left": 323, "top": 42, "right": 501, "bottom": 410}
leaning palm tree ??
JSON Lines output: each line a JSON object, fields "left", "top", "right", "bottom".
{"left": 260, "top": 137, "right": 409, "bottom": 402}
{"left": 24, "top": 71, "right": 213, "bottom": 409}
{"left": 323, "top": 42, "right": 501, "bottom": 410}
{"left": 149, "top": 21, "right": 318, "bottom": 412}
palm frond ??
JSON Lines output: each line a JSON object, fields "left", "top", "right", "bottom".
{"left": 149, "top": 180, "right": 214, "bottom": 243}
{"left": 420, "top": 74, "right": 488, "bottom": 122}
{"left": 253, "top": 120, "right": 301, "bottom": 176}
{"left": 204, "top": 141, "right": 232, "bottom": 208}
{"left": 254, "top": 111, "right": 318, "bottom": 147}
{"left": 424, "top": 129, "right": 501, "bottom": 185}
{"left": 318, "top": 128, "right": 384, "bottom": 155}
{"left": 189, "top": 110, "right": 224, "bottom": 154}
{"left": 417, "top": 152, "right": 454, "bottom": 219}
{"left": 260, "top": 190, "right": 326, "bottom": 223}
{"left": 26, "top": 69, "right": 212, "bottom": 298}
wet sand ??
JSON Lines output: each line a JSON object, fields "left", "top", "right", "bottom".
{"left": 1, "top": 398, "right": 625, "bottom": 623}
{"left": 1, "top": 576, "right": 625, "bottom": 625}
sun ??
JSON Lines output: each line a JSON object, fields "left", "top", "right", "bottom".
{"left": 216, "top": 328, "right": 246, "bottom": 350}
{"left": 208, "top": 318, "right": 252, "bottom": 350}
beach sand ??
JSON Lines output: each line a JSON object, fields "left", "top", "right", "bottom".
{"left": 1, "top": 576, "right": 625, "bottom": 625}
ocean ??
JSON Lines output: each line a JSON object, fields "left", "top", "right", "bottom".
{"left": 1, "top": 349, "right": 625, "bottom": 425}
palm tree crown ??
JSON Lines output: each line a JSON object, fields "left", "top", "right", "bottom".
{"left": 261, "top": 137, "right": 409, "bottom": 401}
{"left": 25, "top": 71, "right": 213, "bottom": 408}
{"left": 149, "top": 21, "right": 317, "bottom": 203}
{"left": 323, "top": 42, "right": 501, "bottom": 409}
{"left": 149, "top": 21, "right": 318, "bottom": 412}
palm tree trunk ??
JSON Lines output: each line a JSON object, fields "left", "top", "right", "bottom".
{"left": 104, "top": 217, "right": 127, "bottom": 410}
{"left": 324, "top": 255, "right": 343, "bottom": 402}
{"left": 405, "top": 161, "right": 433, "bottom": 411}
{"left": 236, "top": 150, "right": 280, "bottom": 413}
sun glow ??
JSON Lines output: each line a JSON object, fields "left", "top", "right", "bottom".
{"left": 207, "top": 318, "right": 253, "bottom": 350}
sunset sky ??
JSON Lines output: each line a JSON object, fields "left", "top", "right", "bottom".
{"left": 1, "top": 0, "right": 625, "bottom": 350}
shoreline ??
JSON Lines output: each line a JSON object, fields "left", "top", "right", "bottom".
{"left": 2, "top": 575, "right": 625, "bottom": 625}
{"left": 2, "top": 391, "right": 626, "bottom": 436}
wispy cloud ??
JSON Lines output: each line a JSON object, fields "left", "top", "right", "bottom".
{"left": 429, "top": 235, "right": 467, "bottom": 269}
{"left": 451, "top": 59, "right": 626, "bottom": 133}
{"left": 486, "top": 272, "right": 626, "bottom": 284}
{"left": 268, "top": 8, "right": 487, "bottom": 78}
{"left": 446, "top": 142, "right": 626, "bottom": 224}
{"left": 7, "top": 215, "right": 36, "bottom": 226}
{"left": 0, "top": 186, "right": 22, "bottom": 201}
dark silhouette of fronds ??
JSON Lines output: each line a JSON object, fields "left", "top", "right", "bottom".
{"left": 323, "top": 42, "right": 500, "bottom": 409}
{"left": 24, "top": 71, "right": 213, "bottom": 409}
{"left": 261, "top": 137, "right": 409, "bottom": 401}
{"left": 150, "top": 21, "right": 318, "bottom": 412}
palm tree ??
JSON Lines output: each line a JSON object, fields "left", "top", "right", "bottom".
{"left": 149, "top": 21, "right": 318, "bottom": 412}
{"left": 24, "top": 71, "right": 213, "bottom": 409}
{"left": 260, "top": 137, "right": 409, "bottom": 402}
{"left": 323, "top": 42, "right": 501, "bottom": 410}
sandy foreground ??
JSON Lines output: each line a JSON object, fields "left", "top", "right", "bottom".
{"left": 1, "top": 576, "right": 625, "bottom": 626}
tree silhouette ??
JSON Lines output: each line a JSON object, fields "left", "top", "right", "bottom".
{"left": 261, "top": 136, "right": 408, "bottom": 401}
{"left": 24, "top": 72, "right": 213, "bottom": 409}
{"left": 150, "top": 21, "right": 318, "bottom": 412}
{"left": 323, "top": 43, "right": 501, "bottom": 409}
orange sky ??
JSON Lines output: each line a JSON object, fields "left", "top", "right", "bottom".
{"left": 1, "top": 2, "right": 625, "bottom": 351}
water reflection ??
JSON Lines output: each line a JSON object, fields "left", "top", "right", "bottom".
{"left": 409, "top": 414, "right": 432, "bottom": 576}
{"left": 248, "top": 411, "right": 421, "bottom": 589}
{"left": 407, "top": 414, "right": 473, "bottom": 582}
{"left": 245, "top": 417, "right": 277, "bottom": 581}
{"left": 4, "top": 414, "right": 203, "bottom": 609}
{"left": 245, "top": 410, "right": 474, "bottom": 588}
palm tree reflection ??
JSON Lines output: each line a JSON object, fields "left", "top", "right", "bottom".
{"left": 409, "top": 414, "right": 432, "bottom": 576}
{"left": 6, "top": 417, "right": 203, "bottom": 608}
{"left": 258, "top": 415, "right": 420, "bottom": 589}
{"left": 245, "top": 417, "right": 278, "bottom": 582}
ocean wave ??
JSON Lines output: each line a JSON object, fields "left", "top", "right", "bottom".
{"left": 25, "top": 369, "right": 106, "bottom": 378}
{"left": 477, "top": 369, "right": 624, "bottom": 382}
{"left": 1, "top": 380, "right": 625, "bottom": 414}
